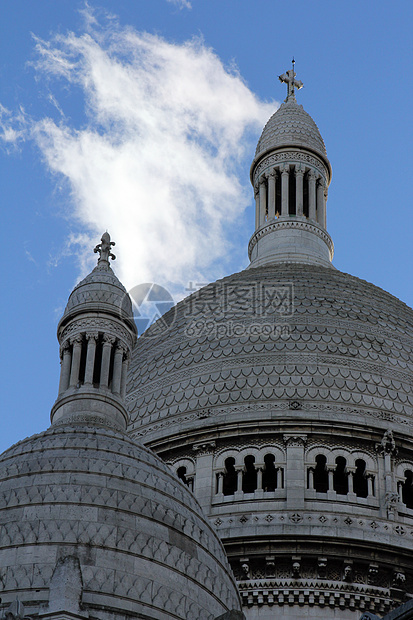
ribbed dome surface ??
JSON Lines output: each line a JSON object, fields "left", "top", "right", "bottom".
{"left": 0, "top": 425, "right": 240, "bottom": 619}
{"left": 61, "top": 261, "right": 133, "bottom": 326}
{"left": 255, "top": 100, "right": 328, "bottom": 161}
{"left": 127, "top": 264, "right": 413, "bottom": 442}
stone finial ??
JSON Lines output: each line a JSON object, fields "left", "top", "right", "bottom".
{"left": 2, "top": 600, "right": 27, "bottom": 620}
{"left": 279, "top": 59, "right": 303, "bottom": 102}
{"left": 376, "top": 429, "right": 398, "bottom": 456}
{"left": 94, "top": 231, "right": 116, "bottom": 263}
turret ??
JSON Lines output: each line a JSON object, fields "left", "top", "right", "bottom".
{"left": 249, "top": 61, "right": 334, "bottom": 267}
{"left": 51, "top": 232, "right": 137, "bottom": 430}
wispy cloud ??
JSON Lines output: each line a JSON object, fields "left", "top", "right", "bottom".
{"left": 3, "top": 10, "right": 276, "bottom": 293}
{"left": 166, "top": 0, "right": 192, "bottom": 9}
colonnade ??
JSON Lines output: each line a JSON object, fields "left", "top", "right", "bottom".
{"left": 255, "top": 164, "right": 327, "bottom": 229}
{"left": 58, "top": 332, "right": 129, "bottom": 398}
{"left": 307, "top": 464, "right": 375, "bottom": 498}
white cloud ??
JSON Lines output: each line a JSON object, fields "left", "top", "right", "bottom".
{"left": 166, "top": 0, "right": 192, "bottom": 9}
{"left": 6, "top": 14, "right": 276, "bottom": 294}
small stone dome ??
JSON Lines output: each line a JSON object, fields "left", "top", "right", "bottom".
{"left": 254, "top": 100, "right": 329, "bottom": 168}
{"left": 0, "top": 424, "right": 240, "bottom": 620}
{"left": 59, "top": 233, "right": 134, "bottom": 331}
{"left": 61, "top": 262, "right": 133, "bottom": 327}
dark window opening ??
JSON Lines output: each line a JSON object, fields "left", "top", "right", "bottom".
{"left": 78, "top": 336, "right": 87, "bottom": 386}
{"left": 303, "top": 172, "right": 309, "bottom": 218}
{"left": 353, "top": 459, "right": 368, "bottom": 498}
{"left": 314, "top": 454, "right": 328, "bottom": 493}
{"left": 177, "top": 466, "right": 188, "bottom": 485}
{"left": 288, "top": 168, "right": 296, "bottom": 215}
{"left": 263, "top": 454, "right": 277, "bottom": 491}
{"left": 223, "top": 457, "right": 237, "bottom": 496}
{"left": 402, "top": 470, "right": 413, "bottom": 509}
{"left": 333, "top": 456, "right": 348, "bottom": 495}
{"left": 242, "top": 455, "right": 257, "bottom": 493}
{"left": 108, "top": 341, "right": 116, "bottom": 390}
{"left": 93, "top": 334, "right": 103, "bottom": 386}
{"left": 275, "top": 172, "right": 282, "bottom": 217}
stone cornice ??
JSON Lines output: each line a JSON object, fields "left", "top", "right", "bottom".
{"left": 248, "top": 217, "right": 334, "bottom": 261}
{"left": 251, "top": 147, "right": 331, "bottom": 187}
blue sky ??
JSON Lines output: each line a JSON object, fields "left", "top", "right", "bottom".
{"left": 1, "top": 0, "right": 413, "bottom": 453}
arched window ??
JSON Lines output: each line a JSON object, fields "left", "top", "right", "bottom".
{"left": 402, "top": 470, "right": 413, "bottom": 509}
{"left": 353, "top": 459, "right": 368, "bottom": 498}
{"left": 223, "top": 457, "right": 237, "bottom": 496}
{"left": 177, "top": 466, "right": 188, "bottom": 485}
{"left": 333, "top": 456, "right": 348, "bottom": 495}
{"left": 242, "top": 455, "right": 257, "bottom": 493}
{"left": 263, "top": 454, "right": 277, "bottom": 491}
{"left": 314, "top": 454, "right": 328, "bottom": 493}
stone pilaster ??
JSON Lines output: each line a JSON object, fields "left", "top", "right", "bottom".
{"left": 283, "top": 434, "right": 307, "bottom": 509}
{"left": 192, "top": 441, "right": 216, "bottom": 512}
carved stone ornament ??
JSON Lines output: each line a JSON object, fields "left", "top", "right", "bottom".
{"left": 192, "top": 441, "right": 216, "bottom": 455}
{"left": 376, "top": 429, "right": 398, "bottom": 456}
{"left": 253, "top": 150, "right": 328, "bottom": 186}
{"left": 283, "top": 434, "right": 307, "bottom": 448}
{"left": 60, "top": 317, "right": 134, "bottom": 349}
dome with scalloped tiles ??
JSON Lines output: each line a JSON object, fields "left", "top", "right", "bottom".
{"left": 61, "top": 260, "right": 134, "bottom": 330}
{"left": 254, "top": 100, "right": 329, "bottom": 167}
{"left": 126, "top": 263, "right": 413, "bottom": 444}
{"left": 0, "top": 424, "right": 240, "bottom": 620}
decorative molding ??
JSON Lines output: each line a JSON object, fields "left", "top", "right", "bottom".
{"left": 248, "top": 218, "right": 334, "bottom": 260}
{"left": 253, "top": 150, "right": 328, "bottom": 186}
{"left": 61, "top": 317, "right": 134, "bottom": 349}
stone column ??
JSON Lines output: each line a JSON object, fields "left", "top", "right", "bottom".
{"left": 323, "top": 187, "right": 328, "bottom": 228}
{"left": 347, "top": 468, "right": 357, "bottom": 501}
{"left": 348, "top": 470, "right": 354, "bottom": 493}
{"left": 281, "top": 164, "right": 289, "bottom": 216}
{"left": 217, "top": 472, "right": 224, "bottom": 495}
{"left": 327, "top": 467, "right": 336, "bottom": 499}
{"left": 308, "top": 170, "right": 317, "bottom": 220}
{"left": 295, "top": 165, "right": 304, "bottom": 216}
{"left": 193, "top": 442, "right": 216, "bottom": 512}
{"left": 367, "top": 474, "right": 375, "bottom": 497}
{"left": 275, "top": 467, "right": 280, "bottom": 489}
{"left": 254, "top": 185, "right": 259, "bottom": 230}
{"left": 100, "top": 335, "right": 115, "bottom": 389}
{"left": 69, "top": 335, "right": 83, "bottom": 388}
{"left": 259, "top": 176, "right": 267, "bottom": 226}
{"left": 111, "top": 343, "right": 125, "bottom": 395}
{"left": 308, "top": 467, "right": 315, "bottom": 490}
{"left": 236, "top": 468, "right": 244, "bottom": 494}
{"left": 120, "top": 354, "right": 130, "bottom": 400}
{"left": 257, "top": 466, "right": 263, "bottom": 490}
{"left": 316, "top": 178, "right": 325, "bottom": 227}
{"left": 58, "top": 341, "right": 72, "bottom": 395}
{"left": 84, "top": 332, "right": 98, "bottom": 385}
{"left": 267, "top": 172, "right": 276, "bottom": 220}
{"left": 284, "top": 434, "right": 307, "bottom": 509}
{"left": 397, "top": 481, "right": 404, "bottom": 504}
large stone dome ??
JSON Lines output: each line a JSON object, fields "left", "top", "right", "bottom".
{"left": 254, "top": 100, "right": 328, "bottom": 164}
{"left": 0, "top": 423, "right": 240, "bottom": 620}
{"left": 127, "top": 263, "right": 413, "bottom": 443}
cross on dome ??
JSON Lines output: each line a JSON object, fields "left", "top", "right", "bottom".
{"left": 94, "top": 231, "right": 116, "bottom": 263}
{"left": 279, "top": 59, "right": 303, "bottom": 102}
